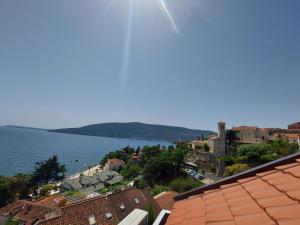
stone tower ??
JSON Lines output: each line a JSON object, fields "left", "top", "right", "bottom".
{"left": 218, "top": 121, "right": 226, "bottom": 138}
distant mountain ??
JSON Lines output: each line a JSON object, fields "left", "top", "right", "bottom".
{"left": 50, "top": 122, "right": 216, "bottom": 142}
{"left": 5, "top": 125, "right": 46, "bottom": 131}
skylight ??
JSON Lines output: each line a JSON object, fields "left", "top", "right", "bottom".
{"left": 120, "top": 203, "right": 125, "bottom": 210}
{"left": 134, "top": 198, "right": 140, "bottom": 204}
{"left": 106, "top": 212, "right": 112, "bottom": 219}
{"left": 88, "top": 215, "right": 96, "bottom": 225}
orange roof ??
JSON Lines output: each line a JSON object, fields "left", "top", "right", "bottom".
{"left": 278, "top": 133, "right": 300, "bottom": 139}
{"left": 165, "top": 155, "right": 300, "bottom": 225}
{"left": 232, "top": 126, "right": 258, "bottom": 131}
{"left": 154, "top": 191, "right": 178, "bottom": 210}
{"left": 38, "top": 194, "right": 69, "bottom": 208}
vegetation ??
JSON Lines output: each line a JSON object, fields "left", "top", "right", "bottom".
{"left": 38, "top": 184, "right": 56, "bottom": 198}
{"left": 0, "top": 156, "right": 65, "bottom": 207}
{"left": 221, "top": 139, "right": 299, "bottom": 177}
{"left": 0, "top": 174, "right": 31, "bottom": 207}
{"left": 5, "top": 217, "right": 20, "bottom": 225}
{"left": 169, "top": 177, "right": 203, "bottom": 193}
{"left": 142, "top": 149, "right": 184, "bottom": 186}
{"left": 146, "top": 204, "right": 158, "bottom": 225}
{"left": 51, "top": 122, "right": 215, "bottom": 142}
{"left": 223, "top": 163, "right": 249, "bottom": 176}
{"left": 151, "top": 185, "right": 172, "bottom": 196}
{"left": 121, "top": 162, "right": 142, "bottom": 179}
{"left": 30, "top": 155, "right": 66, "bottom": 188}
{"left": 100, "top": 146, "right": 135, "bottom": 165}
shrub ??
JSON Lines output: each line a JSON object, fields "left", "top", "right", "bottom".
{"left": 151, "top": 185, "right": 171, "bottom": 196}
{"left": 39, "top": 184, "right": 56, "bottom": 198}
{"left": 224, "top": 163, "right": 249, "bottom": 177}
{"left": 169, "top": 177, "right": 203, "bottom": 193}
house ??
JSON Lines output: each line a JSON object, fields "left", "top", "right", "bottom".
{"left": 153, "top": 152, "right": 300, "bottom": 225}
{"left": 274, "top": 133, "right": 300, "bottom": 146}
{"left": 0, "top": 188, "right": 160, "bottom": 225}
{"left": 288, "top": 122, "right": 300, "bottom": 130}
{"left": 105, "top": 158, "right": 125, "bottom": 171}
{"left": 37, "top": 188, "right": 160, "bottom": 225}
{"left": 232, "top": 126, "right": 270, "bottom": 144}
{"left": 60, "top": 170, "right": 123, "bottom": 194}
{"left": 0, "top": 200, "right": 59, "bottom": 225}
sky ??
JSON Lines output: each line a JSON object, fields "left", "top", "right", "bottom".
{"left": 0, "top": 0, "right": 299, "bottom": 132}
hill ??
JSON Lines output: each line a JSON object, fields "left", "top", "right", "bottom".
{"left": 50, "top": 122, "right": 215, "bottom": 142}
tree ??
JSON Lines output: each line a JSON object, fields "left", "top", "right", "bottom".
{"left": 0, "top": 176, "right": 12, "bottom": 207}
{"left": 203, "top": 143, "right": 210, "bottom": 152}
{"left": 39, "top": 184, "right": 56, "bottom": 198}
{"left": 121, "top": 163, "right": 141, "bottom": 179}
{"left": 146, "top": 204, "right": 157, "bottom": 225}
{"left": 224, "top": 163, "right": 249, "bottom": 177}
{"left": 143, "top": 149, "right": 184, "bottom": 185}
{"left": 30, "top": 155, "right": 66, "bottom": 188}
{"left": 0, "top": 174, "right": 31, "bottom": 207}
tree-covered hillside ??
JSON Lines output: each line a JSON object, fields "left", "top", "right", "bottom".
{"left": 50, "top": 122, "right": 215, "bottom": 142}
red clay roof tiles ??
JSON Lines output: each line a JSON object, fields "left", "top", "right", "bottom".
{"left": 166, "top": 157, "right": 300, "bottom": 225}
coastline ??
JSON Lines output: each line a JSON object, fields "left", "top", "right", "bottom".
{"left": 67, "top": 164, "right": 102, "bottom": 179}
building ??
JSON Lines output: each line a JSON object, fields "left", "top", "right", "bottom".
{"left": 232, "top": 126, "right": 270, "bottom": 144}
{"left": 153, "top": 152, "right": 300, "bottom": 225}
{"left": 0, "top": 188, "right": 160, "bottom": 225}
{"left": 288, "top": 122, "right": 300, "bottom": 130}
{"left": 154, "top": 191, "right": 178, "bottom": 210}
{"left": 274, "top": 133, "right": 300, "bottom": 146}
{"left": 104, "top": 158, "right": 125, "bottom": 171}
{"left": 207, "top": 121, "right": 226, "bottom": 156}
{"left": 61, "top": 170, "right": 123, "bottom": 194}
{"left": 0, "top": 200, "right": 60, "bottom": 225}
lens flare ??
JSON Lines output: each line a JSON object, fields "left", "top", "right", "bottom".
{"left": 158, "top": 0, "right": 179, "bottom": 34}
{"left": 120, "top": 0, "right": 133, "bottom": 84}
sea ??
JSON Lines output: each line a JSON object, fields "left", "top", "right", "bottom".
{"left": 0, "top": 126, "right": 169, "bottom": 176}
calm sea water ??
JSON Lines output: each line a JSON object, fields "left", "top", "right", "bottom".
{"left": 0, "top": 127, "right": 169, "bottom": 176}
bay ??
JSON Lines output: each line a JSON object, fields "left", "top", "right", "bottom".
{"left": 0, "top": 126, "right": 169, "bottom": 176}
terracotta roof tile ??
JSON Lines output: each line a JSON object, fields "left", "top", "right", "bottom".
{"left": 165, "top": 156, "right": 300, "bottom": 225}
{"left": 154, "top": 191, "right": 178, "bottom": 210}
{"left": 234, "top": 212, "right": 276, "bottom": 225}
{"left": 266, "top": 204, "right": 300, "bottom": 220}
{"left": 278, "top": 218, "right": 300, "bottom": 225}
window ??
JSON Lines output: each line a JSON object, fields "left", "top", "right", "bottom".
{"left": 88, "top": 215, "right": 96, "bottom": 225}
{"left": 134, "top": 198, "right": 140, "bottom": 204}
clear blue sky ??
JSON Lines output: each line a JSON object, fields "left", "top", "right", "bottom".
{"left": 0, "top": 0, "right": 299, "bottom": 131}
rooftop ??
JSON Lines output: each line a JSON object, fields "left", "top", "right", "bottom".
{"left": 154, "top": 191, "right": 178, "bottom": 210}
{"left": 164, "top": 152, "right": 300, "bottom": 225}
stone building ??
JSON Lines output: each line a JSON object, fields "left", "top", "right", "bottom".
{"left": 232, "top": 126, "right": 270, "bottom": 144}
{"left": 207, "top": 121, "right": 226, "bottom": 156}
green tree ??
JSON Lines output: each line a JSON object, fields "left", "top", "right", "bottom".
{"left": 121, "top": 162, "right": 141, "bottom": 179}
{"left": 0, "top": 176, "right": 12, "bottom": 207}
{"left": 224, "top": 163, "right": 249, "bottom": 177}
{"left": 203, "top": 143, "right": 210, "bottom": 152}
{"left": 5, "top": 217, "right": 20, "bottom": 225}
{"left": 30, "top": 155, "right": 66, "bottom": 188}
{"left": 146, "top": 204, "right": 157, "bottom": 225}
{"left": 39, "top": 184, "right": 56, "bottom": 198}
{"left": 143, "top": 149, "right": 184, "bottom": 185}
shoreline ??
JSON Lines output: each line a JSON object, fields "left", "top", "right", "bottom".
{"left": 67, "top": 164, "right": 102, "bottom": 179}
